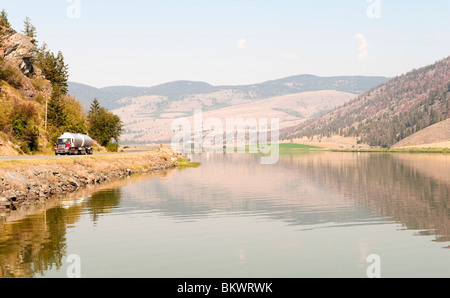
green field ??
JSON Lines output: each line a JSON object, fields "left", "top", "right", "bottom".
{"left": 277, "top": 143, "right": 321, "bottom": 150}
{"left": 242, "top": 143, "right": 321, "bottom": 154}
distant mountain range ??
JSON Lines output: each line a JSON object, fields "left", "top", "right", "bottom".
{"left": 68, "top": 75, "right": 390, "bottom": 111}
{"left": 68, "top": 75, "right": 390, "bottom": 144}
{"left": 282, "top": 56, "right": 450, "bottom": 148}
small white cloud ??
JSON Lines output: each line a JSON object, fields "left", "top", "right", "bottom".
{"left": 280, "top": 53, "right": 299, "bottom": 60}
{"left": 354, "top": 33, "right": 369, "bottom": 60}
{"left": 238, "top": 38, "right": 247, "bottom": 49}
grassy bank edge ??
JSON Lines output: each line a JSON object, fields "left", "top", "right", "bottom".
{"left": 176, "top": 157, "right": 201, "bottom": 169}
{"left": 328, "top": 148, "right": 450, "bottom": 154}
{"left": 260, "top": 143, "right": 450, "bottom": 154}
{"left": 0, "top": 150, "right": 190, "bottom": 171}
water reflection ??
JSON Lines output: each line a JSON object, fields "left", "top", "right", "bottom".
{"left": 0, "top": 171, "right": 173, "bottom": 277}
{"left": 124, "top": 152, "right": 450, "bottom": 238}
{"left": 283, "top": 153, "right": 450, "bottom": 244}
{"left": 0, "top": 205, "right": 67, "bottom": 277}
{"left": 1, "top": 152, "right": 450, "bottom": 277}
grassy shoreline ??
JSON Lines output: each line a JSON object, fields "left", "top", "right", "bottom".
{"left": 261, "top": 143, "right": 449, "bottom": 154}
{"left": 237, "top": 143, "right": 449, "bottom": 155}
{"left": 272, "top": 142, "right": 449, "bottom": 154}
{"left": 329, "top": 147, "right": 450, "bottom": 154}
{"left": 176, "top": 157, "right": 201, "bottom": 169}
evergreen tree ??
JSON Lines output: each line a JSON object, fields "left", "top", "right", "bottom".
{"left": 0, "top": 9, "right": 10, "bottom": 28}
{"left": 35, "top": 45, "right": 69, "bottom": 94}
{"left": 90, "top": 98, "right": 101, "bottom": 114}
{"left": 88, "top": 98, "right": 124, "bottom": 147}
{"left": 54, "top": 50, "right": 69, "bottom": 94}
{"left": 47, "top": 85, "right": 67, "bottom": 128}
{"left": 22, "top": 16, "right": 37, "bottom": 43}
{"left": 87, "top": 98, "right": 101, "bottom": 137}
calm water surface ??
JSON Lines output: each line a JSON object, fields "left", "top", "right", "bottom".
{"left": 1, "top": 152, "right": 450, "bottom": 278}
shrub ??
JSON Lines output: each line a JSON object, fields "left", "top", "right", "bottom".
{"left": 31, "top": 76, "right": 47, "bottom": 91}
{"left": 0, "top": 61, "right": 23, "bottom": 88}
{"left": 105, "top": 142, "right": 119, "bottom": 152}
{"left": 8, "top": 100, "right": 40, "bottom": 152}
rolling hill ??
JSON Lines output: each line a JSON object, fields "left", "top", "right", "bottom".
{"left": 116, "top": 90, "right": 358, "bottom": 143}
{"left": 69, "top": 75, "right": 389, "bottom": 111}
{"left": 282, "top": 56, "right": 450, "bottom": 148}
{"left": 69, "top": 75, "right": 389, "bottom": 144}
{"left": 392, "top": 118, "right": 450, "bottom": 149}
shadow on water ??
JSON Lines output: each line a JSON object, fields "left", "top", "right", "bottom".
{"left": 1, "top": 152, "right": 450, "bottom": 277}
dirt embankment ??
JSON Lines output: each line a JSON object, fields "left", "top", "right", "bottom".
{"left": 0, "top": 149, "right": 183, "bottom": 212}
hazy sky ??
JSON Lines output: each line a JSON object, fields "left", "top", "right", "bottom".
{"left": 3, "top": 0, "right": 450, "bottom": 88}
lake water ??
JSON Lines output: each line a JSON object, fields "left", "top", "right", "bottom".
{"left": 1, "top": 151, "right": 450, "bottom": 278}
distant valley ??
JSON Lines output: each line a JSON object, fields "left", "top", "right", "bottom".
{"left": 68, "top": 75, "right": 389, "bottom": 144}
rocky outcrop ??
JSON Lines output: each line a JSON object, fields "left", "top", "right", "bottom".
{"left": 1, "top": 26, "right": 37, "bottom": 76}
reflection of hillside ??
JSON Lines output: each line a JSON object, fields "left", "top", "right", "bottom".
{"left": 391, "top": 154, "right": 450, "bottom": 185}
{"left": 120, "top": 152, "right": 450, "bottom": 246}
{"left": 119, "top": 153, "right": 371, "bottom": 225}
{"left": 276, "top": 152, "right": 450, "bottom": 245}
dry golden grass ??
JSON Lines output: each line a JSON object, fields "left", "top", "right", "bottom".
{"left": 0, "top": 150, "right": 178, "bottom": 173}
{"left": 289, "top": 135, "right": 370, "bottom": 150}
{"left": 393, "top": 118, "right": 450, "bottom": 149}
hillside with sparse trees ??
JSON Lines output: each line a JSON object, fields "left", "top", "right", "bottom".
{"left": 282, "top": 56, "right": 450, "bottom": 148}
